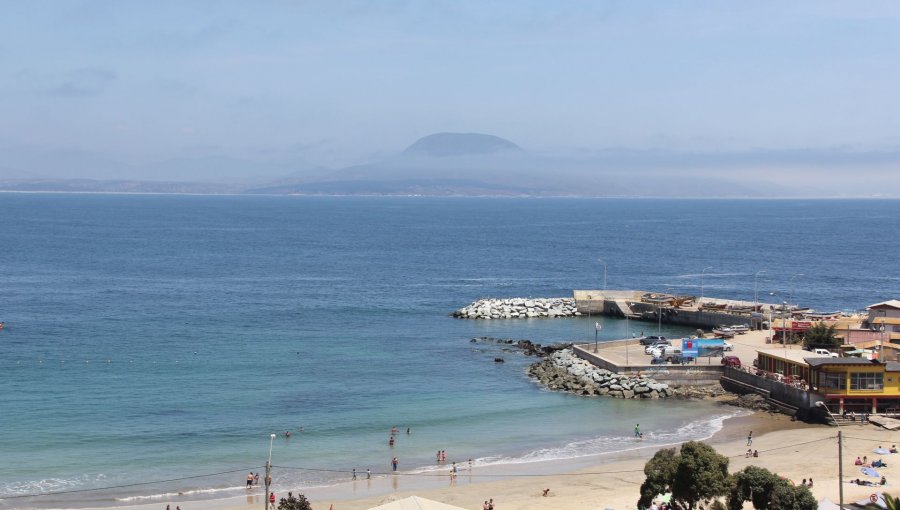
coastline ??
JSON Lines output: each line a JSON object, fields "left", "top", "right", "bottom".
{"left": 38, "top": 408, "right": 876, "bottom": 510}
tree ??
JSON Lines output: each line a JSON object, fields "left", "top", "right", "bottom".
{"left": 672, "top": 441, "right": 731, "bottom": 510}
{"left": 803, "top": 322, "right": 840, "bottom": 349}
{"left": 729, "top": 466, "right": 816, "bottom": 510}
{"left": 638, "top": 448, "right": 679, "bottom": 509}
{"left": 637, "top": 442, "right": 730, "bottom": 510}
{"left": 277, "top": 492, "right": 313, "bottom": 510}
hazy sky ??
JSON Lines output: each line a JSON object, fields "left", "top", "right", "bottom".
{"left": 2, "top": 1, "right": 900, "bottom": 178}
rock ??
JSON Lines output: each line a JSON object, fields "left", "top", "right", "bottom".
{"left": 526, "top": 348, "right": 674, "bottom": 400}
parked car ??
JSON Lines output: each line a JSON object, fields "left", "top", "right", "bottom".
{"left": 722, "top": 355, "right": 741, "bottom": 367}
{"left": 640, "top": 335, "right": 667, "bottom": 346}
{"left": 650, "top": 356, "right": 667, "bottom": 365}
{"left": 812, "top": 348, "right": 839, "bottom": 358}
{"left": 645, "top": 340, "right": 672, "bottom": 355}
{"left": 670, "top": 354, "right": 695, "bottom": 364}
{"left": 723, "top": 341, "right": 734, "bottom": 351}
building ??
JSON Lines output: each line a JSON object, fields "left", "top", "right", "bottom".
{"left": 756, "top": 349, "right": 900, "bottom": 414}
{"left": 866, "top": 300, "right": 900, "bottom": 347}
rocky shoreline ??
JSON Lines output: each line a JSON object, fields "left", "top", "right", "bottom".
{"left": 528, "top": 349, "right": 674, "bottom": 399}
{"left": 453, "top": 297, "right": 578, "bottom": 319}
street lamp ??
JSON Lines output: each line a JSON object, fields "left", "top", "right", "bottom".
{"left": 754, "top": 270, "right": 767, "bottom": 308}
{"left": 879, "top": 310, "right": 887, "bottom": 361}
{"left": 787, "top": 273, "right": 804, "bottom": 347}
{"left": 598, "top": 258, "right": 607, "bottom": 296}
{"left": 594, "top": 321, "right": 601, "bottom": 353}
{"left": 782, "top": 301, "right": 788, "bottom": 354}
{"left": 700, "top": 266, "right": 713, "bottom": 307}
{"left": 265, "top": 433, "right": 276, "bottom": 510}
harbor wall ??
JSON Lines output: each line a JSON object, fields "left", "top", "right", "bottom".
{"left": 721, "top": 366, "right": 827, "bottom": 421}
{"left": 573, "top": 343, "right": 724, "bottom": 385}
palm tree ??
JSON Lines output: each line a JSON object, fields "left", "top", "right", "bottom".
{"left": 869, "top": 492, "right": 900, "bottom": 510}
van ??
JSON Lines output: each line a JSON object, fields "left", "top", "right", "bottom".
{"left": 813, "top": 348, "right": 839, "bottom": 358}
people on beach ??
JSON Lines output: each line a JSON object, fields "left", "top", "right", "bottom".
{"left": 391, "top": 456, "right": 398, "bottom": 471}
{"left": 746, "top": 449, "right": 752, "bottom": 458}
{"left": 468, "top": 458, "right": 473, "bottom": 471}
{"left": 391, "top": 426, "right": 399, "bottom": 435}
{"left": 488, "top": 498, "right": 494, "bottom": 509}
{"left": 452, "top": 462, "right": 458, "bottom": 475}
{"left": 891, "top": 445, "right": 898, "bottom": 454}
{"left": 808, "top": 478, "right": 813, "bottom": 487}
{"left": 882, "top": 475, "right": 887, "bottom": 485}
{"left": 284, "top": 430, "right": 291, "bottom": 438}
{"left": 542, "top": 488, "right": 551, "bottom": 497}
{"left": 269, "top": 492, "right": 275, "bottom": 510}
{"left": 856, "top": 456, "right": 863, "bottom": 465}
{"left": 747, "top": 431, "right": 753, "bottom": 446}
{"left": 247, "top": 472, "right": 254, "bottom": 487}
{"left": 352, "top": 468, "right": 357, "bottom": 480}
{"left": 367, "top": 468, "right": 371, "bottom": 479}
{"left": 254, "top": 473, "right": 260, "bottom": 486}
{"left": 437, "top": 450, "right": 442, "bottom": 462}
{"left": 389, "top": 436, "right": 395, "bottom": 447}
{"left": 166, "top": 505, "right": 171, "bottom": 510}
{"left": 441, "top": 450, "right": 446, "bottom": 462}
{"left": 634, "top": 424, "right": 640, "bottom": 437}
{"left": 753, "top": 450, "right": 758, "bottom": 457}
{"left": 483, "top": 501, "right": 490, "bottom": 510}
{"left": 407, "top": 427, "right": 410, "bottom": 434}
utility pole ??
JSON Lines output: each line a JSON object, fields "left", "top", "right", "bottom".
{"left": 838, "top": 430, "right": 844, "bottom": 509}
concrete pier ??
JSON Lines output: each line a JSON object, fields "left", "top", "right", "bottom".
{"left": 574, "top": 289, "right": 780, "bottom": 330}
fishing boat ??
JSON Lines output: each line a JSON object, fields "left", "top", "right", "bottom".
{"left": 712, "top": 326, "right": 735, "bottom": 338}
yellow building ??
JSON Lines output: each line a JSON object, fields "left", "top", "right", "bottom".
{"left": 756, "top": 349, "right": 900, "bottom": 414}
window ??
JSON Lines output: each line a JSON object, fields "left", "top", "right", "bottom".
{"left": 850, "top": 372, "right": 883, "bottom": 391}
{"left": 821, "top": 372, "right": 846, "bottom": 390}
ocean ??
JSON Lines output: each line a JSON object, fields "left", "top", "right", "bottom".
{"left": 1, "top": 195, "right": 899, "bottom": 509}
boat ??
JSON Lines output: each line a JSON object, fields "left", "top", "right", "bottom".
{"left": 731, "top": 324, "right": 750, "bottom": 334}
{"left": 712, "top": 326, "right": 735, "bottom": 338}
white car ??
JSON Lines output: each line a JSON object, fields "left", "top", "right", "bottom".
{"left": 724, "top": 341, "right": 734, "bottom": 351}
{"left": 645, "top": 341, "right": 671, "bottom": 355}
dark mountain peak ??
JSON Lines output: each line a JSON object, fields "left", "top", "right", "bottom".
{"left": 403, "top": 132, "right": 522, "bottom": 157}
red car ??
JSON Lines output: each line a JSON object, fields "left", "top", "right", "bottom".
{"left": 722, "top": 356, "right": 741, "bottom": 367}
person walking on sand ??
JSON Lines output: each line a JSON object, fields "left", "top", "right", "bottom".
{"left": 747, "top": 431, "right": 753, "bottom": 446}
{"left": 367, "top": 468, "right": 371, "bottom": 479}
{"left": 441, "top": 450, "right": 446, "bottom": 462}
{"left": 247, "top": 472, "right": 254, "bottom": 488}
{"left": 391, "top": 456, "right": 398, "bottom": 471}
{"left": 634, "top": 424, "right": 640, "bottom": 437}
{"left": 254, "top": 472, "right": 259, "bottom": 486}
{"left": 268, "top": 492, "right": 275, "bottom": 510}
{"left": 352, "top": 468, "right": 357, "bottom": 480}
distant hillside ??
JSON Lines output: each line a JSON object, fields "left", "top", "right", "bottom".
{"left": 403, "top": 133, "right": 522, "bottom": 157}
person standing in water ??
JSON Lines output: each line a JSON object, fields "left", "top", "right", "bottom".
{"left": 634, "top": 424, "right": 640, "bottom": 437}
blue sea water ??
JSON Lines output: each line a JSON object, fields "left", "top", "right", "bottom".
{"left": 1, "top": 195, "right": 899, "bottom": 509}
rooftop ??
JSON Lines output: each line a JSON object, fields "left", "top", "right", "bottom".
{"left": 868, "top": 300, "right": 900, "bottom": 310}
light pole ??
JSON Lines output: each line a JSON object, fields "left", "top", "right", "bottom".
{"left": 788, "top": 273, "right": 803, "bottom": 347}
{"left": 782, "top": 301, "right": 788, "bottom": 355}
{"left": 265, "top": 433, "right": 275, "bottom": 510}
{"left": 700, "top": 266, "right": 713, "bottom": 307}
{"left": 594, "top": 321, "right": 601, "bottom": 353}
{"left": 754, "top": 269, "right": 767, "bottom": 308}
{"left": 879, "top": 310, "right": 887, "bottom": 361}
{"left": 598, "top": 258, "right": 607, "bottom": 297}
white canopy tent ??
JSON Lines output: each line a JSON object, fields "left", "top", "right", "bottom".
{"left": 367, "top": 495, "right": 468, "bottom": 510}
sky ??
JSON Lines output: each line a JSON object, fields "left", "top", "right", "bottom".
{"left": 2, "top": 1, "right": 900, "bottom": 182}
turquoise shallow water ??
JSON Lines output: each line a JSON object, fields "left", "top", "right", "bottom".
{"left": 1, "top": 196, "right": 899, "bottom": 509}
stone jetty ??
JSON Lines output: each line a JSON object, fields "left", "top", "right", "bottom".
{"left": 528, "top": 349, "right": 673, "bottom": 399}
{"left": 453, "top": 297, "right": 579, "bottom": 319}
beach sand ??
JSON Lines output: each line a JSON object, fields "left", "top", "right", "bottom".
{"left": 100, "top": 411, "right": 899, "bottom": 510}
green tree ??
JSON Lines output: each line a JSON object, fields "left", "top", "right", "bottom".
{"left": 277, "top": 491, "right": 313, "bottom": 510}
{"left": 638, "top": 447, "right": 679, "bottom": 509}
{"left": 803, "top": 322, "right": 840, "bottom": 349}
{"left": 672, "top": 441, "right": 731, "bottom": 510}
{"left": 637, "top": 442, "right": 730, "bottom": 510}
{"left": 729, "top": 466, "right": 816, "bottom": 510}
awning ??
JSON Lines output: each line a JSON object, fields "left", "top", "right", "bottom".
{"left": 871, "top": 317, "right": 900, "bottom": 325}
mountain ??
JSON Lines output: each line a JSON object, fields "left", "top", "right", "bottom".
{"left": 402, "top": 133, "right": 522, "bottom": 157}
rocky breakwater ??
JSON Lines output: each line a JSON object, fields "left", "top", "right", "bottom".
{"left": 528, "top": 349, "right": 673, "bottom": 399}
{"left": 453, "top": 298, "right": 579, "bottom": 319}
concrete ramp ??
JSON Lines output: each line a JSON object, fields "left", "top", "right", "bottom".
{"left": 869, "top": 416, "right": 900, "bottom": 430}
{"left": 615, "top": 299, "right": 640, "bottom": 319}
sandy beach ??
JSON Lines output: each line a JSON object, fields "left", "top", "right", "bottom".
{"left": 85, "top": 411, "right": 898, "bottom": 510}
